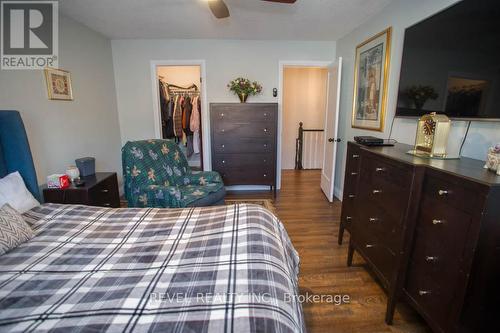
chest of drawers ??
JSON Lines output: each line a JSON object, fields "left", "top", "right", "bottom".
{"left": 340, "top": 142, "right": 500, "bottom": 332}
{"left": 210, "top": 103, "right": 278, "bottom": 192}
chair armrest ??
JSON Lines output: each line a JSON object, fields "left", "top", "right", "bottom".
{"left": 186, "top": 170, "right": 223, "bottom": 185}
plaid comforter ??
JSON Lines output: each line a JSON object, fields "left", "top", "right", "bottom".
{"left": 0, "top": 204, "right": 304, "bottom": 333}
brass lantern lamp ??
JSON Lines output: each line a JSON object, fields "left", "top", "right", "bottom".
{"left": 413, "top": 112, "right": 451, "bottom": 157}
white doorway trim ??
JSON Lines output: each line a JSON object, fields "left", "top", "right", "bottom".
{"left": 150, "top": 60, "right": 210, "bottom": 170}
{"left": 277, "top": 60, "right": 333, "bottom": 189}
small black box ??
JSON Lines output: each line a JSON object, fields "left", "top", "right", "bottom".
{"left": 354, "top": 136, "right": 384, "bottom": 146}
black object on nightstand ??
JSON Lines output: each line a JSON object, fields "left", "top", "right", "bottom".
{"left": 42, "top": 172, "right": 120, "bottom": 208}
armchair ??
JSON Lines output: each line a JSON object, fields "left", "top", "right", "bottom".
{"left": 122, "top": 140, "right": 225, "bottom": 208}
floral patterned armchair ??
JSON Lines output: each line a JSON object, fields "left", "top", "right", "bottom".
{"left": 122, "top": 140, "right": 225, "bottom": 208}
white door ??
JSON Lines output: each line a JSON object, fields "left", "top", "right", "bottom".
{"left": 320, "top": 57, "right": 342, "bottom": 202}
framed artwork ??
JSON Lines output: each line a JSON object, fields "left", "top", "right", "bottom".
{"left": 351, "top": 27, "right": 392, "bottom": 131}
{"left": 44, "top": 68, "right": 73, "bottom": 100}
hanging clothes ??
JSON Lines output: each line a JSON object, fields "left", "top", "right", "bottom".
{"left": 159, "top": 80, "right": 202, "bottom": 166}
{"left": 173, "top": 95, "right": 183, "bottom": 138}
{"left": 182, "top": 96, "right": 194, "bottom": 157}
{"left": 193, "top": 131, "right": 200, "bottom": 154}
{"left": 165, "top": 97, "right": 175, "bottom": 138}
{"left": 189, "top": 95, "right": 201, "bottom": 155}
{"left": 190, "top": 95, "right": 200, "bottom": 132}
{"left": 159, "top": 80, "right": 176, "bottom": 139}
{"left": 182, "top": 96, "right": 193, "bottom": 136}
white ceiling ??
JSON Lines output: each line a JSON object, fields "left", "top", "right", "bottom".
{"left": 59, "top": 0, "right": 393, "bottom": 40}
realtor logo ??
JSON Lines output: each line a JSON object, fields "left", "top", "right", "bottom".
{"left": 1, "top": 1, "right": 58, "bottom": 69}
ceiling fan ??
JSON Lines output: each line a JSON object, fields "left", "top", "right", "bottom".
{"left": 208, "top": 0, "right": 297, "bottom": 19}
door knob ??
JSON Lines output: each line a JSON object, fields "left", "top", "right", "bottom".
{"left": 328, "top": 138, "right": 342, "bottom": 143}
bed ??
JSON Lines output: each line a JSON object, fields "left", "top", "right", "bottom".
{"left": 0, "top": 111, "right": 305, "bottom": 332}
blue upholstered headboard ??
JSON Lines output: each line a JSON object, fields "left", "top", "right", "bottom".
{"left": 0, "top": 111, "right": 40, "bottom": 200}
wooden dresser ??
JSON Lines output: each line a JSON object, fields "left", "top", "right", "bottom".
{"left": 340, "top": 141, "right": 500, "bottom": 333}
{"left": 210, "top": 103, "right": 278, "bottom": 192}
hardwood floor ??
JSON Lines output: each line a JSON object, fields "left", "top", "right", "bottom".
{"left": 227, "top": 170, "right": 431, "bottom": 333}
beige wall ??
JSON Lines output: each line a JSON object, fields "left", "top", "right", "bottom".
{"left": 282, "top": 66, "right": 328, "bottom": 170}
{"left": 0, "top": 15, "right": 122, "bottom": 192}
{"left": 157, "top": 65, "right": 201, "bottom": 88}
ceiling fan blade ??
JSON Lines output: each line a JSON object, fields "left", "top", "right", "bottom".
{"left": 261, "top": 0, "right": 297, "bottom": 3}
{"left": 208, "top": 0, "right": 230, "bottom": 19}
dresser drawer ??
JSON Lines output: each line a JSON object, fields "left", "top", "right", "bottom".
{"left": 357, "top": 202, "right": 401, "bottom": 252}
{"left": 361, "top": 151, "right": 413, "bottom": 188}
{"left": 343, "top": 169, "right": 360, "bottom": 196}
{"left": 88, "top": 175, "right": 120, "bottom": 207}
{"left": 341, "top": 144, "right": 363, "bottom": 233}
{"left": 218, "top": 167, "right": 274, "bottom": 185}
{"left": 353, "top": 230, "right": 396, "bottom": 287}
{"left": 346, "top": 142, "right": 362, "bottom": 171}
{"left": 340, "top": 194, "right": 357, "bottom": 232}
{"left": 213, "top": 153, "right": 273, "bottom": 170}
{"left": 360, "top": 171, "right": 411, "bottom": 224}
{"left": 422, "top": 172, "right": 479, "bottom": 214}
{"left": 212, "top": 104, "right": 276, "bottom": 123}
{"left": 410, "top": 196, "right": 473, "bottom": 279}
{"left": 212, "top": 137, "right": 274, "bottom": 154}
{"left": 405, "top": 265, "right": 460, "bottom": 332}
{"left": 212, "top": 121, "right": 275, "bottom": 139}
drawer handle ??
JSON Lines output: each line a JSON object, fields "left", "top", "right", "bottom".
{"left": 369, "top": 217, "right": 379, "bottom": 223}
{"left": 375, "top": 167, "right": 386, "bottom": 172}
{"left": 418, "top": 290, "right": 431, "bottom": 296}
{"left": 103, "top": 203, "right": 111, "bottom": 207}
{"left": 350, "top": 172, "right": 358, "bottom": 176}
{"left": 366, "top": 244, "right": 375, "bottom": 248}
{"left": 346, "top": 216, "right": 352, "bottom": 222}
{"left": 372, "top": 189, "right": 382, "bottom": 194}
{"left": 101, "top": 189, "right": 109, "bottom": 193}
{"left": 425, "top": 256, "right": 439, "bottom": 262}
{"left": 348, "top": 194, "right": 355, "bottom": 198}
{"left": 221, "top": 144, "right": 225, "bottom": 148}
{"left": 352, "top": 154, "right": 360, "bottom": 158}
{"left": 432, "top": 219, "right": 445, "bottom": 225}
{"left": 438, "top": 189, "right": 449, "bottom": 196}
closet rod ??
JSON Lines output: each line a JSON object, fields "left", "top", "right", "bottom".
{"left": 163, "top": 81, "right": 199, "bottom": 92}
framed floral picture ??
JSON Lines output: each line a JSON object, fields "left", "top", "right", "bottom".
{"left": 44, "top": 68, "right": 73, "bottom": 100}
{"left": 352, "top": 27, "right": 392, "bottom": 131}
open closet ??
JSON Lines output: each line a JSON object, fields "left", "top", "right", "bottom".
{"left": 156, "top": 65, "right": 203, "bottom": 169}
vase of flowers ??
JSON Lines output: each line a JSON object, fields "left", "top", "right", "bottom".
{"left": 227, "top": 77, "right": 262, "bottom": 103}
{"left": 404, "top": 85, "right": 438, "bottom": 110}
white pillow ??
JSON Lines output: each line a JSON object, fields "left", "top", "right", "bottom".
{"left": 0, "top": 172, "right": 40, "bottom": 214}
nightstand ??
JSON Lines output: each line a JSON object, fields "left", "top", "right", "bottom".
{"left": 43, "top": 172, "right": 120, "bottom": 208}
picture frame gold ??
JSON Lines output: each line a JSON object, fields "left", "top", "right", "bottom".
{"left": 44, "top": 67, "right": 73, "bottom": 101}
{"left": 351, "top": 27, "right": 392, "bottom": 132}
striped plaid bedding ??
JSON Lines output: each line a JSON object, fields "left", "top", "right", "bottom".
{"left": 0, "top": 203, "right": 304, "bottom": 333}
